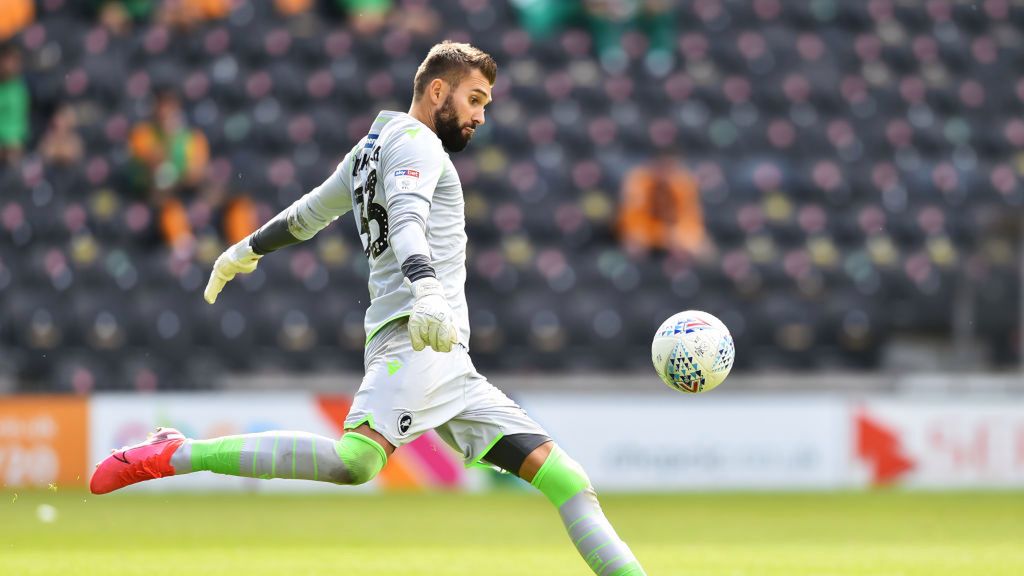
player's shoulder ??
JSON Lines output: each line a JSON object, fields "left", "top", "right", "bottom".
{"left": 377, "top": 112, "right": 442, "bottom": 153}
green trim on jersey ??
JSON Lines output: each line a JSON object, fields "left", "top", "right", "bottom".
{"left": 344, "top": 413, "right": 377, "bottom": 431}
{"left": 370, "top": 112, "right": 398, "bottom": 133}
{"left": 364, "top": 313, "right": 412, "bottom": 346}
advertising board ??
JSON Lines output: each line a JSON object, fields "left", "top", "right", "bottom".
{"left": 517, "top": 393, "right": 850, "bottom": 490}
{"left": 0, "top": 396, "right": 89, "bottom": 488}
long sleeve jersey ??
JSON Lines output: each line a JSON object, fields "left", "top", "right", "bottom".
{"left": 277, "top": 110, "right": 470, "bottom": 346}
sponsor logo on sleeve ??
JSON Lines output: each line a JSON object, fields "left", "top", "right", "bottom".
{"left": 394, "top": 169, "right": 420, "bottom": 192}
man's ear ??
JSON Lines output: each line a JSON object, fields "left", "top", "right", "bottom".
{"left": 429, "top": 78, "right": 447, "bottom": 105}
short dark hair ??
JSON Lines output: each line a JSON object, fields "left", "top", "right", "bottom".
{"left": 412, "top": 41, "right": 497, "bottom": 101}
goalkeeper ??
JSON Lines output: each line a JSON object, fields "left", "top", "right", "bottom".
{"left": 91, "top": 41, "right": 646, "bottom": 576}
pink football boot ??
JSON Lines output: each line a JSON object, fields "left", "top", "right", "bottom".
{"left": 90, "top": 427, "right": 186, "bottom": 495}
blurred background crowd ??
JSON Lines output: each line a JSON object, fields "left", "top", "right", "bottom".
{"left": 0, "top": 0, "right": 1021, "bottom": 392}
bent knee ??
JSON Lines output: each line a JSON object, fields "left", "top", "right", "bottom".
{"left": 530, "top": 445, "right": 592, "bottom": 507}
{"left": 335, "top": 431, "right": 388, "bottom": 485}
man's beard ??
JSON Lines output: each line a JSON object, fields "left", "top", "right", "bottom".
{"left": 433, "top": 96, "right": 472, "bottom": 153}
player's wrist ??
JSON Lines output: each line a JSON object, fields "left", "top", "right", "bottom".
{"left": 400, "top": 254, "right": 436, "bottom": 283}
{"left": 233, "top": 237, "right": 261, "bottom": 261}
{"left": 247, "top": 233, "right": 268, "bottom": 256}
{"left": 249, "top": 215, "right": 301, "bottom": 256}
{"left": 409, "top": 276, "right": 444, "bottom": 300}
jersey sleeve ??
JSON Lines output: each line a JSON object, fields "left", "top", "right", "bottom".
{"left": 284, "top": 148, "right": 357, "bottom": 241}
{"left": 380, "top": 131, "right": 445, "bottom": 237}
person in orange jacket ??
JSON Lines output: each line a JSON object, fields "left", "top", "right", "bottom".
{"left": 617, "top": 150, "right": 712, "bottom": 259}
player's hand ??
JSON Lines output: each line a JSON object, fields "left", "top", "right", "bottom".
{"left": 204, "top": 238, "right": 262, "bottom": 304}
{"left": 407, "top": 277, "right": 458, "bottom": 353}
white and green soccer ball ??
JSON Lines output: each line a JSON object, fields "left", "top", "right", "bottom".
{"left": 651, "top": 310, "right": 735, "bottom": 393}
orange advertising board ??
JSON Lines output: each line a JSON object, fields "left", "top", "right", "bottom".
{"left": 0, "top": 396, "right": 89, "bottom": 488}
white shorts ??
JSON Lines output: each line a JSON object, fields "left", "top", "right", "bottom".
{"left": 344, "top": 318, "right": 548, "bottom": 466}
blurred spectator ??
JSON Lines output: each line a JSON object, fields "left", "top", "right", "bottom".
{"left": 338, "top": 0, "right": 393, "bottom": 36}
{"left": 129, "top": 89, "right": 256, "bottom": 249}
{"left": 160, "top": 0, "right": 233, "bottom": 30}
{"left": 39, "top": 105, "right": 84, "bottom": 167}
{"left": 129, "top": 89, "right": 211, "bottom": 248}
{"left": 512, "top": 0, "right": 676, "bottom": 73}
{"left": 129, "top": 89, "right": 208, "bottom": 196}
{"left": 204, "top": 183, "right": 258, "bottom": 246}
{"left": 94, "top": 0, "right": 154, "bottom": 27}
{"left": 97, "top": 1, "right": 136, "bottom": 35}
{"left": 585, "top": 0, "right": 675, "bottom": 72}
{"left": 617, "top": 151, "right": 711, "bottom": 259}
{"left": 94, "top": 1, "right": 138, "bottom": 84}
{"left": 511, "top": 0, "right": 583, "bottom": 38}
{"left": 0, "top": 41, "right": 28, "bottom": 165}
{"left": 275, "top": 0, "right": 314, "bottom": 17}
{"left": 390, "top": 1, "right": 440, "bottom": 37}
{"left": 0, "top": 0, "right": 34, "bottom": 41}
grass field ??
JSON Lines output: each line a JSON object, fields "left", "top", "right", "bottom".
{"left": 2, "top": 490, "right": 1023, "bottom": 576}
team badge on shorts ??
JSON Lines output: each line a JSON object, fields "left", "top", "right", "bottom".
{"left": 397, "top": 411, "right": 414, "bottom": 436}
{"left": 394, "top": 169, "right": 420, "bottom": 192}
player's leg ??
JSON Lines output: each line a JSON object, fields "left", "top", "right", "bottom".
{"left": 92, "top": 318, "right": 468, "bottom": 495}
{"left": 438, "top": 370, "right": 647, "bottom": 576}
{"left": 483, "top": 436, "right": 647, "bottom": 576}
{"left": 89, "top": 424, "right": 392, "bottom": 494}
{"left": 172, "top": 423, "right": 392, "bottom": 482}
{"left": 94, "top": 317, "right": 463, "bottom": 495}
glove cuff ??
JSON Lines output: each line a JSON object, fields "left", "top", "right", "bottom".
{"left": 410, "top": 276, "right": 444, "bottom": 300}
{"left": 229, "top": 237, "right": 261, "bottom": 262}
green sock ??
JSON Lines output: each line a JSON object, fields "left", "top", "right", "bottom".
{"left": 175, "top": 431, "right": 365, "bottom": 484}
{"left": 189, "top": 436, "right": 245, "bottom": 476}
{"left": 531, "top": 446, "right": 647, "bottom": 576}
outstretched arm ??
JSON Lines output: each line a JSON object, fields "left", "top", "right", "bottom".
{"left": 203, "top": 150, "right": 356, "bottom": 304}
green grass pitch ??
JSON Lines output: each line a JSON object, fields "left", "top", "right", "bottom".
{"left": 2, "top": 490, "right": 1022, "bottom": 575}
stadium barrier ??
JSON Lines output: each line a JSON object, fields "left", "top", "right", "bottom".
{"left": 2, "top": 392, "right": 1023, "bottom": 491}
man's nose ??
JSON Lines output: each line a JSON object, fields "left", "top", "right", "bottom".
{"left": 473, "top": 111, "right": 485, "bottom": 126}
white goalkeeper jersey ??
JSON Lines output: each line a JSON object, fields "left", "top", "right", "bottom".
{"left": 279, "top": 110, "right": 470, "bottom": 347}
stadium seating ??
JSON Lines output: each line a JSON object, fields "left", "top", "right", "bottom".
{"left": 0, "top": 0, "right": 1020, "bottom": 389}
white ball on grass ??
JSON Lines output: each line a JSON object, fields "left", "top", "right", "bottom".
{"left": 36, "top": 504, "right": 58, "bottom": 523}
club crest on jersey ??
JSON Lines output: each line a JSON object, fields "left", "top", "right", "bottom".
{"left": 394, "top": 169, "right": 420, "bottom": 192}
{"left": 397, "top": 411, "right": 414, "bottom": 436}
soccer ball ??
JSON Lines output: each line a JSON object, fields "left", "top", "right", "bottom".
{"left": 651, "top": 310, "right": 735, "bottom": 393}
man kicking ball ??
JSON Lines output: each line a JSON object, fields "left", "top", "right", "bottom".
{"left": 91, "top": 41, "right": 647, "bottom": 576}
